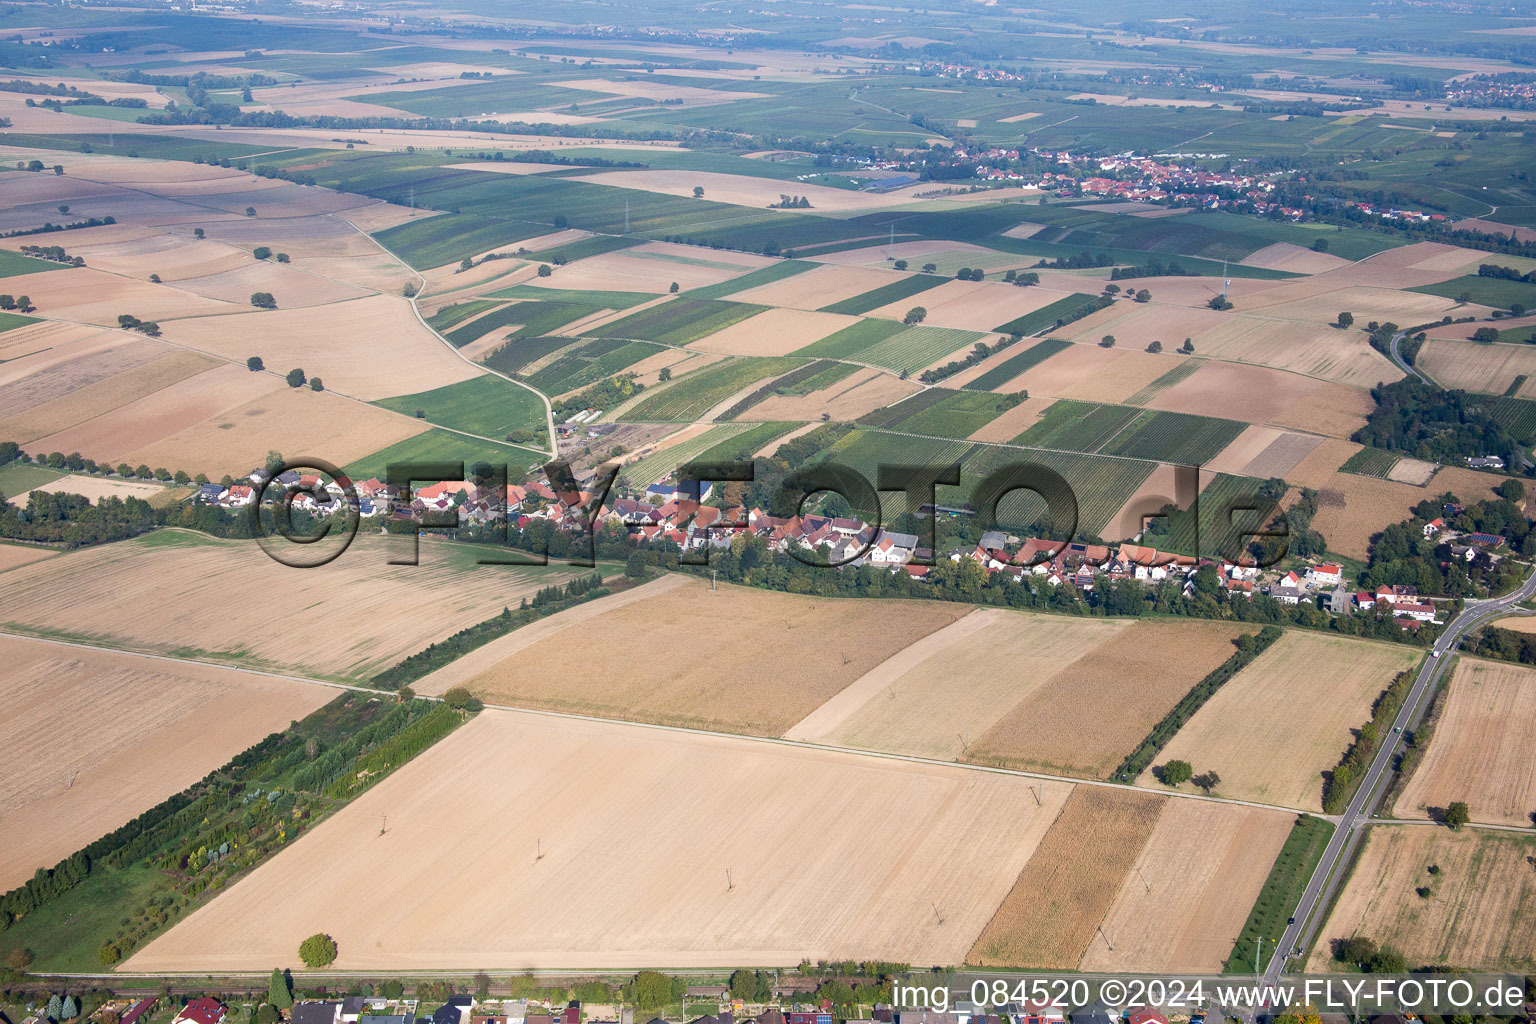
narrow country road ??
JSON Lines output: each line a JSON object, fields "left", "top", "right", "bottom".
{"left": 1262, "top": 572, "right": 1536, "bottom": 984}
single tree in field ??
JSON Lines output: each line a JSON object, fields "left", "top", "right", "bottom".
{"left": 286, "top": 368, "right": 306, "bottom": 388}
{"left": 1146, "top": 340, "right": 1162, "bottom": 354}
{"left": 1473, "top": 326, "right": 1500, "bottom": 343}
{"left": 149, "top": 273, "right": 161, "bottom": 283}
{"left": 298, "top": 933, "right": 338, "bottom": 968}
{"left": 253, "top": 246, "right": 271, "bottom": 260}
{"left": 276, "top": 253, "right": 289, "bottom": 263}
{"left": 903, "top": 306, "right": 927, "bottom": 325}
{"left": 1180, "top": 337, "right": 1194, "bottom": 354}
{"left": 193, "top": 227, "right": 205, "bottom": 239}
{"left": 537, "top": 264, "right": 552, "bottom": 278}
{"left": 1158, "top": 759, "right": 1193, "bottom": 786}
{"left": 1336, "top": 311, "right": 1354, "bottom": 329}
{"left": 245, "top": 206, "right": 256, "bottom": 217}
{"left": 893, "top": 259, "right": 908, "bottom": 271}
{"left": 1444, "top": 801, "right": 1470, "bottom": 829}
{"left": 1134, "top": 288, "right": 1151, "bottom": 302}
{"left": 692, "top": 185, "right": 705, "bottom": 198}
{"left": 1099, "top": 334, "right": 1116, "bottom": 348}
{"left": 658, "top": 367, "right": 672, "bottom": 382}
{"left": 1311, "top": 237, "right": 1330, "bottom": 253}
{"left": 1208, "top": 294, "right": 1233, "bottom": 311}
{"left": 309, "top": 377, "right": 324, "bottom": 392}
{"left": 251, "top": 291, "right": 276, "bottom": 309}
{"left": 921, "top": 262, "right": 937, "bottom": 274}
{"left": 247, "top": 356, "right": 264, "bottom": 371}
{"left": 669, "top": 281, "right": 679, "bottom": 293}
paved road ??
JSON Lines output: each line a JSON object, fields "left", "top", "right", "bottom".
{"left": 1261, "top": 573, "right": 1536, "bottom": 984}
{"left": 1388, "top": 330, "right": 1437, "bottom": 385}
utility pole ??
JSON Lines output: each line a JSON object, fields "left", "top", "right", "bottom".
{"left": 1222, "top": 258, "right": 1230, "bottom": 300}
{"left": 624, "top": 198, "right": 631, "bottom": 235}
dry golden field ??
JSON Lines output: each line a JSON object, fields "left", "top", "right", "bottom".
{"left": 1145, "top": 360, "right": 1371, "bottom": 437}
{"left": 1307, "top": 824, "right": 1536, "bottom": 971}
{"left": 124, "top": 708, "right": 1072, "bottom": 971}
{"left": 688, "top": 307, "right": 859, "bottom": 357}
{"left": 968, "top": 619, "right": 1256, "bottom": 779}
{"left": 1139, "top": 632, "right": 1419, "bottom": 810}
{"left": 450, "top": 577, "right": 971, "bottom": 735}
{"left": 0, "top": 634, "right": 333, "bottom": 890}
{"left": 785, "top": 610, "right": 1130, "bottom": 758}
{"left": 1188, "top": 315, "right": 1401, "bottom": 388}
{"left": 865, "top": 280, "right": 1069, "bottom": 333}
{"left": 968, "top": 786, "right": 1163, "bottom": 968}
{"left": 0, "top": 542, "right": 56, "bottom": 573}
{"left": 1418, "top": 339, "right": 1536, "bottom": 397}
{"left": 1079, "top": 800, "right": 1296, "bottom": 973}
{"left": 728, "top": 264, "right": 895, "bottom": 309}
{"left": 1394, "top": 658, "right": 1536, "bottom": 827}
{"left": 0, "top": 534, "right": 584, "bottom": 680}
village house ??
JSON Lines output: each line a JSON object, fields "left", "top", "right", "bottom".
{"left": 174, "top": 1001, "right": 228, "bottom": 1024}
{"left": 1306, "top": 562, "right": 1343, "bottom": 586}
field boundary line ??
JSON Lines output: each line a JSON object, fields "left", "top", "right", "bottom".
{"left": 331, "top": 209, "right": 559, "bottom": 458}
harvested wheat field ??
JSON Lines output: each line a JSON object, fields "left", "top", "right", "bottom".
{"left": 1425, "top": 312, "right": 1536, "bottom": 342}
{"left": 1002, "top": 343, "right": 1135, "bottom": 398}
{"left": 6, "top": 267, "right": 243, "bottom": 325}
{"left": 61, "top": 232, "right": 253, "bottom": 282}
{"left": 968, "top": 619, "right": 1256, "bottom": 780}
{"left": 0, "top": 634, "right": 332, "bottom": 890}
{"left": 531, "top": 249, "right": 757, "bottom": 294}
{"left": 125, "top": 708, "right": 1072, "bottom": 971}
{"left": 1189, "top": 315, "right": 1401, "bottom": 388}
{"left": 1053, "top": 348, "right": 1187, "bottom": 405}
{"left": 968, "top": 786, "right": 1164, "bottom": 968}
{"left": 865, "top": 280, "right": 1069, "bottom": 333}
{"left": 689, "top": 308, "right": 859, "bottom": 357}
{"left": 1247, "top": 285, "right": 1467, "bottom": 328}
{"left": 729, "top": 264, "right": 895, "bottom": 309}
{"left": 1307, "top": 824, "right": 1536, "bottom": 971}
{"left": 448, "top": 576, "right": 971, "bottom": 735}
{"left": 786, "top": 610, "right": 1129, "bottom": 758}
{"left": 968, "top": 393, "right": 1054, "bottom": 442}
{"left": 160, "top": 295, "right": 479, "bottom": 401}
{"left": 1065, "top": 303, "right": 1230, "bottom": 350}
{"left": 0, "top": 543, "right": 55, "bottom": 573}
{"left": 169, "top": 260, "right": 372, "bottom": 308}
{"left": 1080, "top": 800, "right": 1296, "bottom": 973}
{"left": 0, "top": 533, "right": 584, "bottom": 681}
{"left": 24, "top": 361, "right": 287, "bottom": 465}
{"left": 1387, "top": 457, "right": 1439, "bottom": 485}
{"left": 1394, "top": 658, "right": 1536, "bottom": 827}
{"left": 1145, "top": 361, "right": 1369, "bottom": 437}
{"left": 1202, "top": 426, "right": 1324, "bottom": 479}
{"left": 744, "top": 367, "right": 921, "bottom": 423}
{"left": 1140, "top": 632, "right": 1419, "bottom": 810}
{"left": 1242, "top": 242, "right": 1350, "bottom": 274}
{"left": 1487, "top": 615, "right": 1536, "bottom": 633}
{"left": 20, "top": 474, "right": 171, "bottom": 503}
{"left": 1282, "top": 438, "right": 1457, "bottom": 558}
{"left": 1418, "top": 339, "right": 1536, "bottom": 397}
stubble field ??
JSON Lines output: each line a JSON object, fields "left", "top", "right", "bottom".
{"left": 1393, "top": 658, "right": 1536, "bottom": 827}
{"left": 1138, "top": 632, "right": 1420, "bottom": 811}
{"left": 124, "top": 708, "right": 1073, "bottom": 971}
{"left": 0, "top": 634, "right": 333, "bottom": 891}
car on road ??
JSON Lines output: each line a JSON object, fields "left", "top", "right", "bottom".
{"left": 1288, "top": 916, "right": 1296, "bottom": 925}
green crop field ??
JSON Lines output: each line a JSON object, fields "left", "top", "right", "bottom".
{"left": 524, "top": 234, "right": 643, "bottom": 263}
{"left": 1339, "top": 446, "right": 1402, "bottom": 479}
{"left": 427, "top": 299, "right": 503, "bottom": 333}
{"left": 1487, "top": 395, "right": 1536, "bottom": 442}
{"left": 357, "top": 78, "right": 616, "bottom": 118}
{"left": 793, "top": 318, "right": 905, "bottom": 359}
{"left": 690, "top": 259, "right": 817, "bottom": 301}
{"left": 856, "top": 324, "right": 985, "bottom": 375}
{"left": 0, "top": 310, "right": 41, "bottom": 333}
{"left": 781, "top": 360, "right": 861, "bottom": 395}
{"left": 1098, "top": 410, "right": 1248, "bottom": 465}
{"left": 1013, "top": 399, "right": 1143, "bottom": 452}
{"left": 621, "top": 422, "right": 755, "bottom": 487}
{"left": 0, "top": 461, "right": 66, "bottom": 495}
{"left": 692, "top": 421, "right": 799, "bottom": 464}
{"left": 0, "top": 250, "right": 67, "bottom": 279}
{"left": 964, "top": 338, "right": 1072, "bottom": 391}
{"left": 960, "top": 443, "right": 1158, "bottom": 538}
{"left": 1147, "top": 472, "right": 1271, "bottom": 557}
{"left": 1124, "top": 359, "right": 1202, "bottom": 405}
{"left": 856, "top": 387, "right": 957, "bottom": 429}
{"left": 373, "top": 213, "right": 547, "bottom": 270}
{"left": 445, "top": 299, "right": 607, "bottom": 347}
{"left": 621, "top": 356, "right": 805, "bottom": 421}
{"left": 343, "top": 427, "right": 545, "bottom": 480}
{"left": 717, "top": 359, "right": 843, "bottom": 420}
{"left": 1410, "top": 274, "right": 1536, "bottom": 310}
{"left": 525, "top": 339, "right": 663, "bottom": 395}
{"left": 892, "top": 391, "right": 1022, "bottom": 439}
{"left": 482, "top": 335, "right": 583, "bottom": 376}
{"left": 374, "top": 376, "right": 548, "bottom": 445}
{"left": 589, "top": 298, "right": 767, "bottom": 346}
{"left": 483, "top": 285, "right": 654, "bottom": 309}
{"left": 817, "top": 273, "right": 948, "bottom": 315}
{"left": 994, "top": 293, "right": 1111, "bottom": 336}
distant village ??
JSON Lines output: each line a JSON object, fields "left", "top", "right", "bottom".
{"left": 204, "top": 468, "right": 1514, "bottom": 630}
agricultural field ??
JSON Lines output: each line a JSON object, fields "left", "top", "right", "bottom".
{"left": 125, "top": 708, "right": 1071, "bottom": 971}
{"left": 1394, "top": 658, "right": 1536, "bottom": 827}
{"left": 1307, "top": 825, "right": 1536, "bottom": 972}
{"left": 0, "top": 533, "right": 583, "bottom": 681}
{"left": 963, "top": 338, "right": 1072, "bottom": 391}
{"left": 619, "top": 356, "right": 805, "bottom": 421}
{"left": 343, "top": 427, "right": 545, "bottom": 480}
{"left": 1418, "top": 339, "right": 1536, "bottom": 397}
{"left": 374, "top": 375, "right": 548, "bottom": 446}
{"left": 815, "top": 272, "right": 949, "bottom": 315}
{"left": 1140, "top": 632, "right": 1420, "bottom": 811}
{"left": 523, "top": 339, "right": 663, "bottom": 395}
{"left": 373, "top": 213, "right": 546, "bottom": 270}
{"left": 891, "top": 391, "right": 1022, "bottom": 439}
{"left": 437, "top": 576, "right": 970, "bottom": 734}
{"left": 0, "top": 634, "right": 333, "bottom": 891}
{"left": 589, "top": 298, "right": 769, "bottom": 346}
